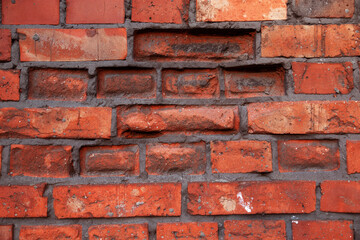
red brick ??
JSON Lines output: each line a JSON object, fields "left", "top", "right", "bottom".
{"left": 293, "top": 0, "right": 354, "bottom": 18}
{"left": 224, "top": 66, "right": 285, "bottom": 99}
{"left": 0, "top": 69, "right": 20, "bottom": 101}
{"left": 210, "top": 140, "right": 272, "bottom": 173}
{"left": 28, "top": 69, "right": 88, "bottom": 101}
{"left": 132, "top": 0, "right": 189, "bottom": 24}
{"left": 278, "top": 140, "right": 340, "bottom": 172}
{"left": 97, "top": 69, "right": 156, "bottom": 99}
{"left": 10, "top": 145, "right": 73, "bottom": 178}
{"left": 248, "top": 101, "right": 360, "bottom": 134}
{"left": 146, "top": 142, "right": 206, "bottom": 175}
{"left": 2, "top": 0, "right": 59, "bottom": 25}
{"left": 18, "top": 28, "right": 127, "bottom": 62}
{"left": 66, "top": 0, "right": 125, "bottom": 24}
{"left": 0, "top": 184, "right": 47, "bottom": 218}
{"left": 0, "top": 29, "right": 11, "bottom": 61}
{"left": 117, "top": 105, "right": 239, "bottom": 138}
{"left": 224, "top": 220, "right": 286, "bottom": 240}
{"left": 53, "top": 183, "right": 181, "bottom": 218}
{"left": 0, "top": 225, "right": 12, "bottom": 240}
{"left": 262, "top": 24, "right": 360, "bottom": 58}
{"left": 188, "top": 181, "right": 316, "bottom": 215}
{"left": 292, "top": 62, "right": 353, "bottom": 94}
{"left": 19, "top": 225, "right": 82, "bottom": 240}
{"left": 292, "top": 221, "right": 353, "bottom": 240}
{"left": 197, "top": 0, "right": 286, "bottom": 22}
{"left": 0, "top": 107, "right": 111, "bottom": 139}
{"left": 346, "top": 141, "right": 360, "bottom": 174}
{"left": 162, "top": 69, "right": 220, "bottom": 99}
{"left": 88, "top": 224, "right": 148, "bottom": 240}
{"left": 157, "top": 222, "right": 218, "bottom": 240}
{"left": 80, "top": 145, "right": 139, "bottom": 177}
{"left": 321, "top": 181, "right": 360, "bottom": 213}
{"left": 134, "top": 30, "right": 255, "bottom": 61}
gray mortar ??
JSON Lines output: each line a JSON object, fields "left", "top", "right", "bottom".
{"left": 0, "top": 0, "right": 360, "bottom": 239}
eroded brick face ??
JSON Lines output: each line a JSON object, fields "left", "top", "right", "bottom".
{"left": 2, "top": 0, "right": 360, "bottom": 238}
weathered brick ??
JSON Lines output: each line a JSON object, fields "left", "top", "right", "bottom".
{"left": 224, "top": 66, "right": 285, "bottom": 99}
{"left": 66, "top": 0, "right": 125, "bottom": 24}
{"left": 117, "top": 105, "right": 239, "bottom": 138}
{"left": 157, "top": 222, "right": 218, "bottom": 240}
{"left": 262, "top": 24, "right": 360, "bottom": 58}
{"left": 80, "top": 145, "right": 139, "bottom": 177}
{"left": 321, "top": 181, "right": 360, "bottom": 213}
{"left": 146, "top": 142, "right": 206, "bottom": 175}
{"left": 19, "top": 225, "right": 82, "bottom": 240}
{"left": 188, "top": 181, "right": 316, "bottom": 215}
{"left": 97, "top": 69, "right": 156, "bottom": 99}
{"left": 292, "top": 221, "right": 353, "bottom": 240}
{"left": 210, "top": 140, "right": 272, "bottom": 173}
{"left": 197, "top": 0, "right": 287, "bottom": 22}
{"left": 346, "top": 141, "right": 360, "bottom": 174}
{"left": 0, "top": 29, "right": 11, "bottom": 61}
{"left": 2, "top": 0, "right": 59, "bottom": 25}
{"left": 88, "top": 224, "right": 148, "bottom": 240}
{"left": 18, "top": 28, "right": 127, "bottom": 62}
{"left": 162, "top": 69, "right": 220, "bottom": 99}
{"left": 0, "top": 69, "right": 20, "bottom": 101}
{"left": 293, "top": 0, "right": 354, "bottom": 18}
{"left": 248, "top": 101, "right": 360, "bottom": 134}
{"left": 132, "top": 0, "right": 189, "bottom": 24}
{"left": 134, "top": 30, "right": 255, "bottom": 61}
{"left": 0, "top": 107, "right": 111, "bottom": 139}
{"left": 0, "top": 225, "right": 12, "bottom": 240}
{"left": 28, "top": 69, "right": 88, "bottom": 101}
{"left": 53, "top": 183, "right": 181, "bottom": 218}
{"left": 224, "top": 220, "right": 286, "bottom": 240}
{"left": 292, "top": 62, "right": 353, "bottom": 94}
{"left": 10, "top": 145, "right": 73, "bottom": 178}
{"left": 278, "top": 140, "right": 340, "bottom": 172}
{"left": 0, "top": 184, "right": 47, "bottom": 218}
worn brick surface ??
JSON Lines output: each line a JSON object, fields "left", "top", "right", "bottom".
{"left": 188, "top": 181, "right": 316, "bottom": 215}
{"left": 53, "top": 183, "right": 181, "bottom": 218}
{"left": 88, "top": 224, "right": 149, "bottom": 240}
{"left": 157, "top": 222, "right": 218, "bottom": 239}
{"left": 0, "top": 225, "right": 12, "bottom": 240}
{"left": 18, "top": 28, "right": 127, "bottom": 61}
{"left": 224, "top": 220, "right": 286, "bottom": 240}
{"left": 0, "top": 69, "right": 20, "bottom": 101}
{"left": 0, "top": 29, "right": 11, "bottom": 61}
{"left": 347, "top": 141, "right": 360, "bottom": 174}
{"left": 293, "top": 0, "right": 354, "bottom": 18}
{"left": 19, "top": 225, "right": 82, "bottom": 240}
{"left": 292, "top": 221, "right": 354, "bottom": 240}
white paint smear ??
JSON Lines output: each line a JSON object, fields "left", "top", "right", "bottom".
{"left": 236, "top": 192, "right": 252, "bottom": 213}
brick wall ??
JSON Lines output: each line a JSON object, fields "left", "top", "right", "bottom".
{"left": 0, "top": 0, "right": 359, "bottom": 239}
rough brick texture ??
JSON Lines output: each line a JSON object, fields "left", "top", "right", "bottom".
{"left": 292, "top": 62, "right": 354, "bottom": 94}
{"left": 88, "top": 224, "right": 148, "bottom": 240}
{"left": 224, "top": 220, "right": 286, "bottom": 240}
{"left": 28, "top": 68, "right": 89, "bottom": 101}
{"left": 210, "top": 140, "right": 272, "bottom": 173}
{"left": 2, "top": 1, "right": 360, "bottom": 239}
{"left": 278, "top": 140, "right": 340, "bottom": 172}
{"left": 18, "top": 28, "right": 127, "bottom": 61}
{"left": 10, "top": 145, "right": 73, "bottom": 178}
{"left": 157, "top": 222, "right": 218, "bottom": 239}
{"left": 292, "top": 221, "right": 354, "bottom": 240}
{"left": 79, "top": 145, "right": 139, "bottom": 177}
{"left": 2, "top": 0, "right": 59, "bottom": 25}
{"left": 19, "top": 225, "right": 82, "bottom": 240}
{"left": 53, "top": 183, "right": 181, "bottom": 218}
{"left": 188, "top": 181, "right": 316, "bottom": 215}
{"left": 66, "top": 0, "right": 125, "bottom": 24}
{"left": 0, "top": 69, "right": 20, "bottom": 101}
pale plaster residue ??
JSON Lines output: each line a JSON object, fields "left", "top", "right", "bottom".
{"left": 236, "top": 192, "right": 252, "bottom": 213}
{"left": 67, "top": 196, "right": 85, "bottom": 213}
{"left": 265, "top": 7, "right": 287, "bottom": 20}
{"left": 219, "top": 196, "right": 236, "bottom": 212}
{"left": 197, "top": 0, "right": 230, "bottom": 21}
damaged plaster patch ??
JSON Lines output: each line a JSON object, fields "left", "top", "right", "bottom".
{"left": 236, "top": 192, "right": 252, "bottom": 213}
{"left": 66, "top": 196, "right": 85, "bottom": 213}
{"left": 197, "top": 0, "right": 230, "bottom": 21}
{"left": 219, "top": 196, "right": 236, "bottom": 212}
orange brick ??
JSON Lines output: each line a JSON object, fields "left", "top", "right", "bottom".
{"left": 292, "top": 221, "right": 353, "bottom": 240}
{"left": 88, "top": 224, "right": 148, "bottom": 240}
{"left": 157, "top": 222, "right": 218, "bottom": 239}
{"left": 19, "top": 225, "right": 81, "bottom": 240}
{"left": 0, "top": 70, "right": 20, "bottom": 101}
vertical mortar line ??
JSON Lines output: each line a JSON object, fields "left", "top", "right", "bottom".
{"left": 139, "top": 143, "right": 147, "bottom": 178}
{"left": 218, "top": 219, "right": 224, "bottom": 240}
{"left": 156, "top": 67, "right": 163, "bottom": 103}
{"left": 218, "top": 67, "right": 225, "bottom": 100}
{"left": 351, "top": 59, "right": 360, "bottom": 99}
{"left": 188, "top": 0, "right": 197, "bottom": 24}
{"left": 338, "top": 136, "right": 349, "bottom": 177}
{"left": 11, "top": 28, "right": 20, "bottom": 66}
{"left": 59, "top": 0, "right": 67, "bottom": 26}
{"left": 271, "top": 137, "right": 280, "bottom": 174}
{"left": 1, "top": 145, "right": 10, "bottom": 180}
{"left": 126, "top": 27, "right": 135, "bottom": 63}
{"left": 111, "top": 108, "right": 118, "bottom": 138}
{"left": 86, "top": 67, "right": 98, "bottom": 103}
{"left": 124, "top": 0, "right": 132, "bottom": 22}
{"left": 286, "top": 218, "right": 293, "bottom": 240}
{"left": 71, "top": 145, "right": 81, "bottom": 177}
{"left": 148, "top": 218, "right": 157, "bottom": 240}
{"left": 205, "top": 142, "right": 212, "bottom": 177}
{"left": 19, "top": 67, "right": 29, "bottom": 102}
{"left": 284, "top": 61, "right": 295, "bottom": 97}
{"left": 254, "top": 27, "right": 261, "bottom": 62}
{"left": 239, "top": 105, "right": 248, "bottom": 136}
